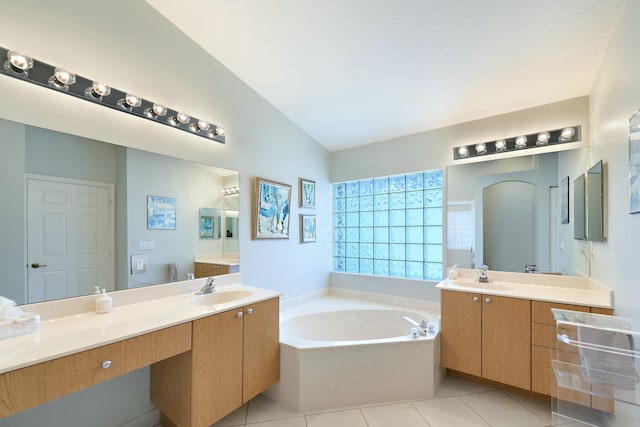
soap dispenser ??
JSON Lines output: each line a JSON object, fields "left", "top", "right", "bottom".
{"left": 95, "top": 288, "right": 112, "bottom": 314}
{"left": 448, "top": 264, "right": 459, "bottom": 280}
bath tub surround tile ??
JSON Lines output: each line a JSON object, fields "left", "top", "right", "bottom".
{"left": 306, "top": 409, "right": 368, "bottom": 427}
{"left": 459, "top": 391, "right": 548, "bottom": 427}
{"left": 245, "top": 395, "right": 304, "bottom": 424}
{"left": 412, "top": 396, "right": 490, "bottom": 426}
{"left": 361, "top": 402, "right": 430, "bottom": 427}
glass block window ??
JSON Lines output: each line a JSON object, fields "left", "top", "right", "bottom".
{"left": 333, "top": 170, "right": 444, "bottom": 281}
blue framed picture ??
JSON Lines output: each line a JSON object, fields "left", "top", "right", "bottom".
{"left": 147, "top": 196, "right": 176, "bottom": 230}
{"left": 253, "top": 177, "right": 291, "bottom": 239}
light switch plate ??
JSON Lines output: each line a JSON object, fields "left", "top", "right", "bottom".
{"left": 130, "top": 254, "right": 148, "bottom": 275}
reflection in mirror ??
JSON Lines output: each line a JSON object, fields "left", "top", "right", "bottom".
{"left": 0, "top": 119, "right": 239, "bottom": 304}
{"left": 574, "top": 174, "right": 586, "bottom": 240}
{"left": 447, "top": 148, "right": 590, "bottom": 276}
{"left": 586, "top": 160, "right": 604, "bottom": 242}
{"left": 225, "top": 211, "right": 239, "bottom": 239}
{"left": 200, "top": 208, "right": 222, "bottom": 239}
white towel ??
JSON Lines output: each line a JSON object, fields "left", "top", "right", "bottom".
{"left": 578, "top": 325, "right": 638, "bottom": 390}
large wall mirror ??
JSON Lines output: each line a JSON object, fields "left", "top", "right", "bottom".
{"left": 0, "top": 118, "right": 239, "bottom": 305}
{"left": 447, "top": 147, "right": 590, "bottom": 276}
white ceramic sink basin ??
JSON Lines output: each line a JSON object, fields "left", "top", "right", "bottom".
{"left": 450, "top": 280, "right": 512, "bottom": 291}
{"left": 188, "top": 290, "right": 253, "bottom": 306}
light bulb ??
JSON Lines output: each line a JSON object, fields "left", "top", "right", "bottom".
{"left": 176, "top": 113, "right": 190, "bottom": 124}
{"left": 124, "top": 94, "right": 142, "bottom": 108}
{"left": 196, "top": 120, "right": 210, "bottom": 131}
{"left": 475, "top": 143, "right": 487, "bottom": 155}
{"left": 515, "top": 135, "right": 527, "bottom": 149}
{"left": 495, "top": 139, "right": 507, "bottom": 152}
{"left": 536, "top": 131, "right": 550, "bottom": 146}
{"left": 214, "top": 126, "right": 225, "bottom": 136}
{"left": 6, "top": 51, "right": 33, "bottom": 72}
{"left": 86, "top": 81, "right": 111, "bottom": 99}
{"left": 560, "top": 127, "right": 575, "bottom": 141}
{"left": 457, "top": 146, "right": 469, "bottom": 158}
{"left": 152, "top": 104, "right": 167, "bottom": 116}
{"left": 48, "top": 68, "right": 76, "bottom": 89}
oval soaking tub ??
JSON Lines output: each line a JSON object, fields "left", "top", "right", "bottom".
{"left": 264, "top": 293, "right": 442, "bottom": 412}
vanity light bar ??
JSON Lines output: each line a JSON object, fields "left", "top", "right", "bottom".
{"left": 453, "top": 125, "right": 581, "bottom": 160}
{"left": 0, "top": 47, "right": 225, "bottom": 144}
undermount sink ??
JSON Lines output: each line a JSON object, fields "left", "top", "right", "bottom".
{"left": 188, "top": 290, "right": 253, "bottom": 306}
{"left": 450, "top": 280, "right": 512, "bottom": 291}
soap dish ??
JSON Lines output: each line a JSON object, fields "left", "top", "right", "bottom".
{"left": 0, "top": 312, "right": 40, "bottom": 340}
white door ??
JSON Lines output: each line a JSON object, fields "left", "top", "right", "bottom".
{"left": 27, "top": 178, "right": 113, "bottom": 303}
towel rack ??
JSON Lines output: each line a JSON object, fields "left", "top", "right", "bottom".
{"left": 551, "top": 308, "right": 640, "bottom": 426}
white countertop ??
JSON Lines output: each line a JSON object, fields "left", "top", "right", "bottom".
{"left": 436, "top": 269, "right": 612, "bottom": 309}
{"left": 0, "top": 277, "right": 280, "bottom": 375}
{"left": 193, "top": 255, "right": 239, "bottom": 266}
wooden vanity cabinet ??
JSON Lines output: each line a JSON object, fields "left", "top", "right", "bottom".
{"left": 0, "top": 324, "right": 191, "bottom": 419}
{"left": 151, "top": 297, "right": 280, "bottom": 427}
{"left": 194, "top": 262, "right": 239, "bottom": 278}
{"left": 441, "top": 290, "right": 531, "bottom": 390}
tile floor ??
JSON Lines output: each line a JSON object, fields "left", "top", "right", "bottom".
{"left": 202, "top": 375, "right": 584, "bottom": 427}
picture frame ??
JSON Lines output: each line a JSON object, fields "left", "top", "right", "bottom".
{"left": 147, "top": 196, "right": 176, "bottom": 230}
{"left": 300, "top": 214, "right": 317, "bottom": 243}
{"left": 253, "top": 177, "right": 291, "bottom": 239}
{"left": 299, "top": 178, "right": 316, "bottom": 208}
{"left": 560, "top": 176, "right": 569, "bottom": 224}
{"left": 629, "top": 110, "right": 640, "bottom": 213}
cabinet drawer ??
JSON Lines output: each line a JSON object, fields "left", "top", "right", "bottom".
{"left": 531, "top": 322, "right": 579, "bottom": 352}
{"left": 0, "top": 323, "right": 191, "bottom": 418}
{"left": 194, "top": 262, "right": 236, "bottom": 278}
{"left": 531, "top": 301, "right": 589, "bottom": 325}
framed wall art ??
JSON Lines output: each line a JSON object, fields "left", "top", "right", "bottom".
{"left": 253, "top": 177, "right": 291, "bottom": 239}
{"left": 299, "top": 178, "right": 316, "bottom": 208}
{"left": 300, "top": 214, "right": 316, "bottom": 243}
{"left": 147, "top": 196, "right": 176, "bottom": 230}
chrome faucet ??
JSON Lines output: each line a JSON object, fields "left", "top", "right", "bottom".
{"left": 196, "top": 277, "right": 216, "bottom": 295}
{"left": 478, "top": 265, "right": 490, "bottom": 283}
{"left": 402, "top": 316, "right": 434, "bottom": 336}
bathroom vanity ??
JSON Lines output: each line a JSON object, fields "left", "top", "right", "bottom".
{"left": 194, "top": 256, "right": 240, "bottom": 278}
{"left": 437, "top": 269, "right": 613, "bottom": 406}
{"left": 0, "top": 276, "right": 279, "bottom": 426}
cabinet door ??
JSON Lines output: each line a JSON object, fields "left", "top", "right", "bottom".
{"left": 441, "top": 290, "right": 482, "bottom": 377}
{"left": 242, "top": 298, "right": 280, "bottom": 403}
{"left": 192, "top": 309, "right": 243, "bottom": 427}
{"left": 482, "top": 295, "right": 531, "bottom": 389}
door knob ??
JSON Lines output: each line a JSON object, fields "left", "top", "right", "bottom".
{"left": 31, "top": 263, "right": 48, "bottom": 268}
{"left": 237, "top": 311, "right": 243, "bottom": 318}
{"left": 485, "top": 297, "right": 491, "bottom": 303}
{"left": 246, "top": 308, "right": 253, "bottom": 315}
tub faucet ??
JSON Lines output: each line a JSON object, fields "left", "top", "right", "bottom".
{"left": 402, "top": 316, "right": 432, "bottom": 336}
{"left": 196, "top": 277, "right": 216, "bottom": 295}
{"left": 478, "top": 265, "right": 490, "bottom": 283}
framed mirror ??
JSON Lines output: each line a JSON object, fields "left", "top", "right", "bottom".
{"left": 447, "top": 148, "right": 590, "bottom": 276}
{"left": 200, "top": 208, "right": 222, "bottom": 239}
{"left": 0, "top": 119, "right": 239, "bottom": 304}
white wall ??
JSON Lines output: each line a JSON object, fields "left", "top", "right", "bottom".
{"left": 588, "top": 0, "right": 640, "bottom": 319}
{"left": 0, "top": 1, "right": 330, "bottom": 426}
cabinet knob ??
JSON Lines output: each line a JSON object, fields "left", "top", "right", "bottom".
{"left": 237, "top": 311, "right": 243, "bottom": 318}
{"left": 246, "top": 308, "right": 253, "bottom": 315}
{"left": 485, "top": 297, "right": 491, "bottom": 303}
{"left": 102, "top": 360, "right": 112, "bottom": 369}
{"left": 473, "top": 296, "right": 479, "bottom": 302}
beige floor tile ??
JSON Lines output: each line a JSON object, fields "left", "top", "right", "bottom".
{"left": 413, "top": 396, "right": 490, "bottom": 427}
{"left": 306, "top": 409, "right": 368, "bottom": 427}
{"left": 506, "top": 392, "right": 554, "bottom": 424}
{"left": 246, "top": 394, "right": 304, "bottom": 424}
{"left": 432, "top": 382, "right": 456, "bottom": 399}
{"left": 245, "top": 416, "right": 307, "bottom": 427}
{"left": 460, "top": 391, "right": 549, "bottom": 427}
{"left": 212, "top": 404, "right": 248, "bottom": 427}
{"left": 443, "top": 376, "right": 495, "bottom": 396}
{"left": 361, "top": 402, "right": 429, "bottom": 427}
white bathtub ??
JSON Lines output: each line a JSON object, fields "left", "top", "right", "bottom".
{"left": 264, "top": 292, "right": 442, "bottom": 412}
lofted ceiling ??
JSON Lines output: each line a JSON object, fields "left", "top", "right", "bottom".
{"left": 148, "top": 1, "right": 626, "bottom": 151}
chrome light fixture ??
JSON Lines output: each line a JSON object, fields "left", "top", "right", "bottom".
{"left": 223, "top": 186, "right": 240, "bottom": 196}
{"left": 48, "top": 68, "right": 76, "bottom": 90}
{"left": 4, "top": 51, "right": 33, "bottom": 76}
{"left": 453, "top": 126, "right": 581, "bottom": 160}
{"left": 0, "top": 46, "right": 225, "bottom": 144}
